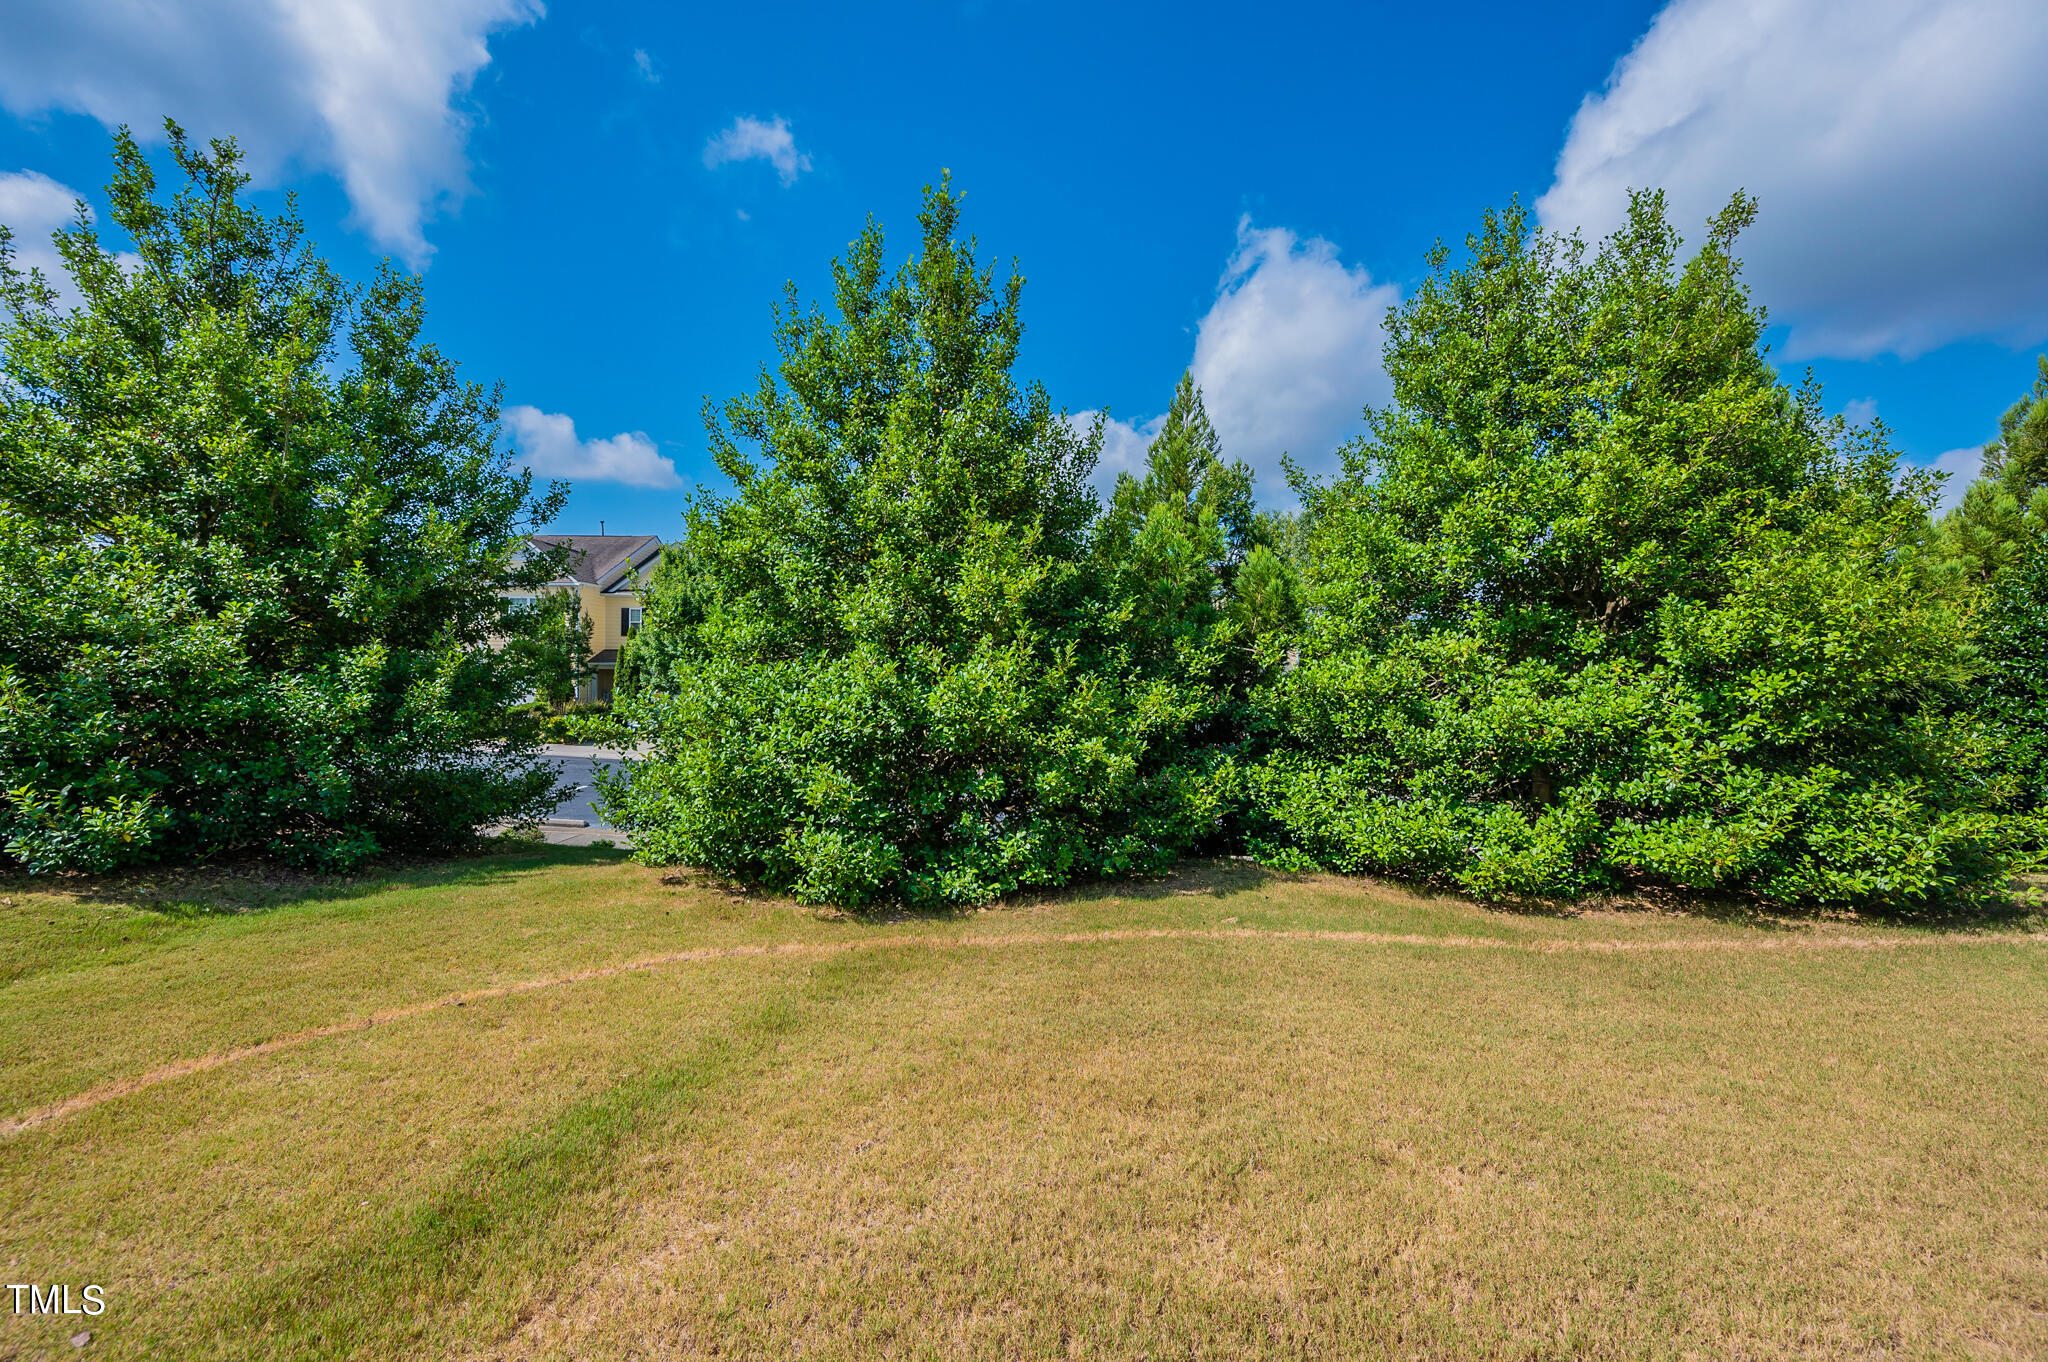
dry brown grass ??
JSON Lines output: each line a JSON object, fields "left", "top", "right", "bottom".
{"left": 2, "top": 845, "right": 2044, "bottom": 1359}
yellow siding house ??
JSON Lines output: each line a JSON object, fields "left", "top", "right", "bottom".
{"left": 507, "top": 533, "right": 661, "bottom": 703}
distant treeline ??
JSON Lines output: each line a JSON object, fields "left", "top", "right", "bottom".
{"left": 5, "top": 126, "right": 2044, "bottom": 908}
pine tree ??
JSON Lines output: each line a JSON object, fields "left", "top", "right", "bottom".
{"left": 1940, "top": 355, "right": 2048, "bottom": 580}
{"left": 1097, "top": 372, "right": 1256, "bottom": 577}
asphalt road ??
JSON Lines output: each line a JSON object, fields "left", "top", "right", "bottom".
{"left": 545, "top": 753, "right": 624, "bottom": 829}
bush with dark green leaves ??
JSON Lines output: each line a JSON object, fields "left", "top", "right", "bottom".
{"left": 1973, "top": 536, "right": 2048, "bottom": 820}
{"left": 1249, "top": 192, "right": 2026, "bottom": 906}
{"left": 601, "top": 183, "right": 1246, "bottom": 908}
{"left": 0, "top": 125, "right": 565, "bottom": 873}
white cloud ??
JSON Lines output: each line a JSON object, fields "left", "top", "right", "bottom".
{"left": 632, "top": 48, "right": 658, "bottom": 83}
{"left": 0, "top": 0, "right": 544, "bottom": 268}
{"left": 1192, "top": 219, "right": 1397, "bottom": 485}
{"left": 1538, "top": 0, "right": 2048, "bottom": 360}
{"left": 1840, "top": 398, "right": 1878, "bottom": 427}
{"left": 0, "top": 170, "right": 81, "bottom": 289}
{"left": 1066, "top": 409, "right": 1162, "bottom": 487}
{"left": 703, "top": 116, "right": 811, "bottom": 187}
{"left": 1913, "top": 445, "right": 1985, "bottom": 514}
{"left": 0, "top": 168, "right": 145, "bottom": 306}
{"left": 504, "top": 405, "right": 681, "bottom": 489}
{"left": 1077, "top": 218, "right": 1396, "bottom": 499}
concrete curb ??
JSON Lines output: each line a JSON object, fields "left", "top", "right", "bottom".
{"left": 538, "top": 743, "right": 649, "bottom": 760}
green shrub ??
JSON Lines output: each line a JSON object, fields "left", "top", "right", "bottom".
{"left": 0, "top": 125, "right": 564, "bottom": 873}
{"left": 542, "top": 702, "right": 618, "bottom": 745}
{"left": 1974, "top": 535, "right": 2048, "bottom": 820}
{"left": 1250, "top": 192, "right": 2026, "bottom": 907}
{"left": 602, "top": 182, "right": 1239, "bottom": 908}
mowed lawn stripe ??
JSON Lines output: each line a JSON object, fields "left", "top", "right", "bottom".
{"left": 2, "top": 859, "right": 2043, "bottom": 1360}
{"left": 467, "top": 938, "right": 2048, "bottom": 1361}
{"left": 188, "top": 948, "right": 928, "bottom": 1362}
{"left": 6, "top": 924, "right": 2039, "bottom": 1139}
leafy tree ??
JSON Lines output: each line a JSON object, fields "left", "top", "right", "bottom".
{"left": 615, "top": 542, "right": 716, "bottom": 703}
{"left": 0, "top": 123, "right": 564, "bottom": 873}
{"left": 602, "top": 180, "right": 1236, "bottom": 908}
{"left": 504, "top": 590, "right": 594, "bottom": 709}
{"left": 1251, "top": 192, "right": 2021, "bottom": 905}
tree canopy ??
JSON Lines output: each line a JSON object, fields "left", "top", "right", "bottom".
{"left": 0, "top": 123, "right": 564, "bottom": 871}
{"left": 3, "top": 128, "right": 2032, "bottom": 909}
{"left": 602, "top": 181, "right": 1240, "bottom": 907}
{"left": 1250, "top": 192, "right": 2018, "bottom": 904}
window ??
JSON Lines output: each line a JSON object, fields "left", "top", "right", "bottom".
{"left": 621, "top": 606, "right": 643, "bottom": 636}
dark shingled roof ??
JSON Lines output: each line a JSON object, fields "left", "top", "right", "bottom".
{"left": 525, "top": 534, "right": 661, "bottom": 589}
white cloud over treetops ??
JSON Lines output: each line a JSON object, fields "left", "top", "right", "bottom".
{"left": 504, "top": 406, "right": 681, "bottom": 489}
{"left": 1193, "top": 219, "right": 1398, "bottom": 483}
{"left": 0, "top": 168, "right": 146, "bottom": 306}
{"left": 1078, "top": 217, "right": 1397, "bottom": 497}
{"left": 0, "top": 170, "right": 81, "bottom": 289}
{"left": 1926, "top": 446, "right": 1983, "bottom": 515}
{"left": 1538, "top": 0, "right": 2048, "bottom": 360}
{"left": 702, "top": 116, "right": 812, "bottom": 186}
{"left": 0, "top": 0, "right": 543, "bottom": 268}
{"left": 1072, "top": 409, "right": 1164, "bottom": 485}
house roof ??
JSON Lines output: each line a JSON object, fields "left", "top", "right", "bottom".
{"left": 524, "top": 534, "right": 661, "bottom": 591}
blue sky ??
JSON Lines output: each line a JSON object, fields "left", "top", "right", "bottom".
{"left": 3, "top": 0, "right": 2045, "bottom": 538}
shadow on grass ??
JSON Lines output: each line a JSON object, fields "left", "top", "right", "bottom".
{"left": 0, "top": 838, "right": 634, "bottom": 919}
{"left": 1034, "top": 857, "right": 2047, "bottom": 937}
{"left": 1042, "top": 857, "right": 1293, "bottom": 907}
{"left": 24, "top": 841, "right": 2034, "bottom": 938}
{"left": 1492, "top": 876, "right": 2047, "bottom": 935}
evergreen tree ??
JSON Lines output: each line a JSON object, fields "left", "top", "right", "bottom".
{"left": 1987, "top": 355, "right": 2048, "bottom": 491}
{"left": 1096, "top": 372, "right": 1256, "bottom": 572}
{"left": 1250, "top": 192, "right": 2019, "bottom": 905}
{"left": 1094, "top": 373, "right": 1301, "bottom": 657}
{"left": 1942, "top": 358, "right": 2048, "bottom": 825}
{"left": 603, "top": 181, "right": 1235, "bottom": 907}
{"left": 0, "top": 124, "right": 563, "bottom": 872}
{"left": 1975, "top": 534, "right": 2048, "bottom": 818}
{"left": 1940, "top": 355, "right": 2048, "bottom": 580}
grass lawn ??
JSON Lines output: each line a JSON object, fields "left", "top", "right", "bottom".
{"left": 1, "top": 846, "right": 2045, "bottom": 1360}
